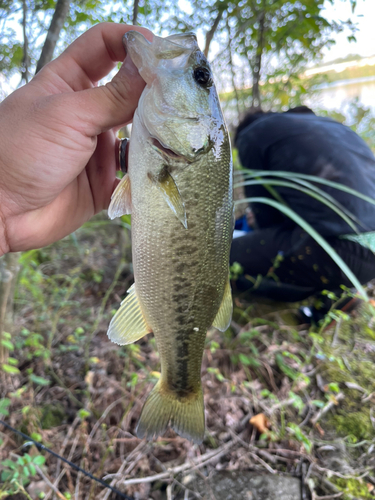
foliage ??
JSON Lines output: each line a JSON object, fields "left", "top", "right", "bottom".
{"left": 0, "top": 0, "right": 184, "bottom": 83}
{"left": 0, "top": 453, "right": 46, "bottom": 497}
{"left": 0, "top": 216, "right": 374, "bottom": 498}
{"left": 234, "top": 169, "right": 375, "bottom": 298}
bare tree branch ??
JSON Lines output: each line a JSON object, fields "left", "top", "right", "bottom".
{"left": 251, "top": 0, "right": 267, "bottom": 107}
{"left": 35, "top": 0, "right": 71, "bottom": 73}
{"left": 22, "top": 0, "right": 29, "bottom": 82}
{"left": 132, "top": 0, "right": 140, "bottom": 25}
{"left": 204, "top": 9, "right": 223, "bottom": 58}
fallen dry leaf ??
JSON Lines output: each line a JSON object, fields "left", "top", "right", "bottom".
{"left": 249, "top": 413, "right": 271, "bottom": 434}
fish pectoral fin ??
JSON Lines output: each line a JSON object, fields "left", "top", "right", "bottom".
{"left": 156, "top": 170, "right": 187, "bottom": 229}
{"left": 212, "top": 278, "right": 233, "bottom": 332}
{"left": 107, "top": 284, "right": 151, "bottom": 345}
{"left": 108, "top": 174, "right": 132, "bottom": 220}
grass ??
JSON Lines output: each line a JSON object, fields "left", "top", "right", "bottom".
{"left": 0, "top": 214, "right": 375, "bottom": 499}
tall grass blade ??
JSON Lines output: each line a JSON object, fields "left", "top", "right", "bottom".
{"left": 235, "top": 170, "right": 375, "bottom": 207}
{"left": 236, "top": 197, "right": 368, "bottom": 300}
{"left": 235, "top": 179, "right": 361, "bottom": 233}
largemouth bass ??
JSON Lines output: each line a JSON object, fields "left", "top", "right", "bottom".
{"left": 107, "top": 31, "right": 233, "bottom": 444}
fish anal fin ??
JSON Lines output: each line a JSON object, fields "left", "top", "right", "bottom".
{"left": 136, "top": 380, "right": 204, "bottom": 444}
{"left": 108, "top": 174, "right": 132, "bottom": 220}
{"left": 107, "top": 284, "right": 151, "bottom": 345}
{"left": 212, "top": 278, "right": 233, "bottom": 332}
{"left": 155, "top": 169, "right": 187, "bottom": 229}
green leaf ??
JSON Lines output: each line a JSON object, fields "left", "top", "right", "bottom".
{"left": 0, "top": 398, "right": 11, "bottom": 416}
{"left": 32, "top": 455, "right": 46, "bottom": 466}
{"left": 29, "top": 374, "right": 50, "bottom": 386}
{"left": 2, "top": 364, "right": 20, "bottom": 374}
{"left": 7, "top": 357, "right": 18, "bottom": 365}
{"left": 275, "top": 354, "right": 298, "bottom": 380}
{"left": 1, "top": 470, "right": 13, "bottom": 481}
{"left": 31, "top": 432, "right": 42, "bottom": 442}
{"left": 1, "top": 339, "right": 14, "bottom": 350}
{"left": 78, "top": 409, "right": 90, "bottom": 419}
{"left": 239, "top": 353, "right": 252, "bottom": 366}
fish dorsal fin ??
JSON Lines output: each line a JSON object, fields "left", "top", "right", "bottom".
{"left": 155, "top": 170, "right": 187, "bottom": 229}
{"left": 108, "top": 174, "right": 132, "bottom": 220}
{"left": 212, "top": 278, "right": 233, "bottom": 332}
{"left": 107, "top": 284, "right": 151, "bottom": 345}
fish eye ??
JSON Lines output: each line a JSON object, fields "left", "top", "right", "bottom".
{"left": 193, "top": 67, "right": 211, "bottom": 86}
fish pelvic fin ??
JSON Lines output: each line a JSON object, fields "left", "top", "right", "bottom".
{"left": 212, "top": 278, "right": 233, "bottom": 332}
{"left": 108, "top": 173, "right": 132, "bottom": 220}
{"left": 136, "top": 380, "right": 205, "bottom": 444}
{"left": 107, "top": 284, "right": 151, "bottom": 345}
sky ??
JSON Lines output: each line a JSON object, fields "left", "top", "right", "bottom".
{"left": 322, "top": 0, "right": 375, "bottom": 61}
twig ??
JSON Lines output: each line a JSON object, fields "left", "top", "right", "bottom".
{"left": 315, "top": 494, "right": 343, "bottom": 499}
{"left": 87, "top": 398, "right": 123, "bottom": 446}
{"left": 331, "top": 318, "right": 342, "bottom": 347}
{"left": 50, "top": 416, "right": 80, "bottom": 500}
{"left": 227, "top": 428, "right": 276, "bottom": 474}
{"left": 34, "top": 465, "right": 66, "bottom": 500}
{"left": 268, "top": 397, "right": 296, "bottom": 414}
{"left": 314, "top": 464, "right": 371, "bottom": 480}
{"left": 167, "top": 484, "right": 173, "bottom": 500}
{"left": 116, "top": 441, "right": 234, "bottom": 486}
{"left": 75, "top": 470, "right": 81, "bottom": 500}
{"left": 311, "top": 393, "right": 345, "bottom": 425}
{"left": 44, "top": 432, "right": 80, "bottom": 500}
{"left": 101, "top": 441, "right": 147, "bottom": 500}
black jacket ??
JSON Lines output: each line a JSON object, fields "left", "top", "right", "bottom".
{"left": 236, "top": 112, "right": 375, "bottom": 236}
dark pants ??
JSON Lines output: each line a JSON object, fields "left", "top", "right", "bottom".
{"left": 230, "top": 225, "right": 375, "bottom": 302}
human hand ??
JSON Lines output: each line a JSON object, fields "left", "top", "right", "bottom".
{"left": 0, "top": 22, "right": 152, "bottom": 256}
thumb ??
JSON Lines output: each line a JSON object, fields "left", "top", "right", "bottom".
{"left": 74, "top": 53, "right": 147, "bottom": 136}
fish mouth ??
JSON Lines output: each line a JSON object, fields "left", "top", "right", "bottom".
{"left": 151, "top": 138, "right": 183, "bottom": 160}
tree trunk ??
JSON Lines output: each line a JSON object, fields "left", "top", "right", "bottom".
{"left": 22, "top": 0, "right": 29, "bottom": 83}
{"left": 251, "top": 4, "right": 266, "bottom": 108}
{"left": 0, "top": 253, "right": 20, "bottom": 364}
{"left": 35, "top": 0, "right": 71, "bottom": 73}
{"left": 204, "top": 10, "right": 223, "bottom": 58}
{"left": 226, "top": 22, "right": 241, "bottom": 123}
{"left": 132, "top": 0, "right": 140, "bottom": 25}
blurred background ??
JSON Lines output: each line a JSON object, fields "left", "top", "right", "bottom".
{"left": 0, "top": 0, "right": 374, "bottom": 147}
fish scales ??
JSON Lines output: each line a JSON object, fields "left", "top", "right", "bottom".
{"left": 107, "top": 31, "right": 233, "bottom": 443}
{"left": 133, "top": 137, "right": 232, "bottom": 394}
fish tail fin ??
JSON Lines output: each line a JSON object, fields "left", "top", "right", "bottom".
{"left": 136, "top": 379, "right": 205, "bottom": 444}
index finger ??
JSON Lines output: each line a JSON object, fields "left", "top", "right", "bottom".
{"left": 46, "top": 23, "right": 153, "bottom": 91}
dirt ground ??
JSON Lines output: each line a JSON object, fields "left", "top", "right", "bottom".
{"left": 1, "top": 216, "right": 375, "bottom": 500}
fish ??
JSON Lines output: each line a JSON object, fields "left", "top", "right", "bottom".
{"left": 107, "top": 31, "right": 233, "bottom": 444}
